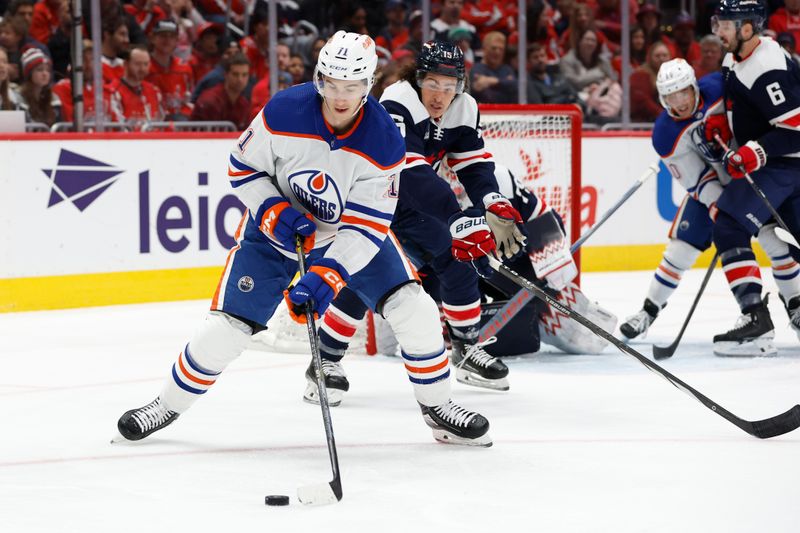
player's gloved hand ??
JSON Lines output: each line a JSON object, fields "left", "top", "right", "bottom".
{"left": 703, "top": 113, "right": 732, "bottom": 148}
{"left": 284, "top": 258, "right": 350, "bottom": 323}
{"left": 723, "top": 141, "right": 767, "bottom": 179}
{"left": 258, "top": 197, "right": 316, "bottom": 253}
{"left": 449, "top": 208, "right": 497, "bottom": 278}
{"left": 483, "top": 193, "right": 526, "bottom": 260}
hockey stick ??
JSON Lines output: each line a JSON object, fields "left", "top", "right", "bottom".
{"left": 715, "top": 135, "right": 800, "bottom": 249}
{"left": 652, "top": 251, "right": 719, "bottom": 360}
{"left": 486, "top": 255, "right": 800, "bottom": 439}
{"left": 570, "top": 163, "right": 659, "bottom": 254}
{"left": 479, "top": 164, "right": 659, "bottom": 340}
{"left": 294, "top": 236, "right": 343, "bottom": 505}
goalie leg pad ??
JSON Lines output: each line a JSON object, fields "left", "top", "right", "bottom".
{"left": 160, "top": 311, "right": 252, "bottom": 413}
{"left": 382, "top": 283, "right": 451, "bottom": 407}
{"left": 525, "top": 210, "right": 578, "bottom": 290}
{"left": 539, "top": 283, "right": 618, "bottom": 354}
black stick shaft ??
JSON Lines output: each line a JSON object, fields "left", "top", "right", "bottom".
{"left": 487, "top": 256, "right": 800, "bottom": 439}
{"left": 653, "top": 252, "right": 719, "bottom": 360}
{"left": 296, "top": 237, "right": 343, "bottom": 500}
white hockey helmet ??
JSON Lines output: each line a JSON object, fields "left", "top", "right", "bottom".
{"left": 656, "top": 58, "right": 700, "bottom": 118}
{"left": 314, "top": 30, "right": 378, "bottom": 105}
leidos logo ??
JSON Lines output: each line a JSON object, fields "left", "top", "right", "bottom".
{"left": 42, "top": 149, "right": 123, "bottom": 211}
{"left": 288, "top": 170, "right": 343, "bottom": 223}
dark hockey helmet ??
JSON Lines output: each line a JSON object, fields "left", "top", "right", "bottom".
{"left": 714, "top": 0, "right": 766, "bottom": 33}
{"left": 416, "top": 40, "right": 466, "bottom": 93}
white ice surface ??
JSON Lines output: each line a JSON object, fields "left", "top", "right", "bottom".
{"left": 1, "top": 269, "right": 799, "bottom": 533}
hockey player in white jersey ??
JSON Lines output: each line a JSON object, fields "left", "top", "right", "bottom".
{"left": 619, "top": 59, "right": 800, "bottom": 350}
{"left": 115, "top": 31, "right": 493, "bottom": 447}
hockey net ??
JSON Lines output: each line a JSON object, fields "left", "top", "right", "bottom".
{"left": 251, "top": 104, "right": 582, "bottom": 355}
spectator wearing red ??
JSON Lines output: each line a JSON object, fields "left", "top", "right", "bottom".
{"left": 529, "top": 0, "right": 562, "bottom": 64}
{"left": 777, "top": 32, "right": 800, "bottom": 65}
{"left": 630, "top": 41, "right": 671, "bottom": 122}
{"left": 594, "top": 0, "right": 639, "bottom": 44}
{"left": 52, "top": 39, "right": 111, "bottom": 123}
{"left": 191, "top": 52, "right": 250, "bottom": 130}
{"left": 101, "top": 18, "right": 130, "bottom": 83}
{"left": 189, "top": 22, "right": 223, "bottom": 84}
{"left": 671, "top": 12, "right": 701, "bottom": 69}
{"left": 17, "top": 47, "right": 61, "bottom": 125}
{"left": 469, "top": 31, "right": 517, "bottom": 104}
{"left": 124, "top": 0, "right": 167, "bottom": 36}
{"left": 559, "top": 4, "right": 612, "bottom": 55}
{"left": 28, "top": 0, "right": 61, "bottom": 45}
{"left": 635, "top": 3, "right": 675, "bottom": 54}
{"left": 768, "top": 0, "right": 800, "bottom": 54}
{"left": 248, "top": 70, "right": 291, "bottom": 120}
{"left": 239, "top": 7, "right": 270, "bottom": 81}
{"left": 431, "top": 0, "right": 481, "bottom": 52}
{"left": 612, "top": 25, "right": 647, "bottom": 78}
{"left": 147, "top": 20, "right": 193, "bottom": 120}
{"left": 694, "top": 34, "right": 724, "bottom": 79}
{"left": 552, "top": 0, "right": 574, "bottom": 37}
{"left": 287, "top": 53, "right": 308, "bottom": 85}
{"left": 375, "top": 0, "right": 409, "bottom": 53}
{"left": 109, "top": 46, "right": 164, "bottom": 125}
{"left": 195, "top": 0, "right": 244, "bottom": 26}
{"left": 462, "top": 0, "right": 516, "bottom": 41}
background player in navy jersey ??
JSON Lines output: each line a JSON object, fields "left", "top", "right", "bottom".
{"left": 621, "top": 59, "right": 800, "bottom": 345}
{"left": 115, "top": 32, "right": 494, "bottom": 447}
{"left": 702, "top": 0, "right": 800, "bottom": 355}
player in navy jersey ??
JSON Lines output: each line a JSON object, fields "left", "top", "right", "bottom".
{"left": 620, "top": 59, "right": 800, "bottom": 346}
{"left": 700, "top": 0, "right": 800, "bottom": 355}
{"left": 115, "top": 32, "right": 494, "bottom": 447}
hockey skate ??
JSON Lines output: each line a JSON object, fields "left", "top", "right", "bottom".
{"left": 450, "top": 335, "right": 509, "bottom": 391}
{"left": 620, "top": 299, "right": 662, "bottom": 340}
{"left": 780, "top": 294, "right": 800, "bottom": 341}
{"left": 713, "top": 298, "right": 777, "bottom": 357}
{"left": 303, "top": 359, "right": 350, "bottom": 407}
{"left": 419, "top": 400, "right": 492, "bottom": 447}
{"left": 115, "top": 396, "right": 179, "bottom": 442}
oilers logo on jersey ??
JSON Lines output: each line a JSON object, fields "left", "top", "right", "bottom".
{"left": 288, "top": 170, "right": 343, "bottom": 223}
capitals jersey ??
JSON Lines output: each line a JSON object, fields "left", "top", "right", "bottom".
{"left": 653, "top": 72, "right": 729, "bottom": 208}
{"left": 722, "top": 36, "right": 800, "bottom": 166}
{"left": 229, "top": 82, "right": 405, "bottom": 276}
{"left": 380, "top": 81, "right": 499, "bottom": 223}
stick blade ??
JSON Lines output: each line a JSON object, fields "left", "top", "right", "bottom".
{"left": 749, "top": 405, "right": 800, "bottom": 439}
{"left": 297, "top": 480, "right": 342, "bottom": 506}
{"left": 652, "top": 344, "right": 676, "bottom": 360}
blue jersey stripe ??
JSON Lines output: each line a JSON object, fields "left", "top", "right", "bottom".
{"left": 230, "top": 172, "right": 270, "bottom": 188}
{"left": 344, "top": 201, "right": 395, "bottom": 221}
{"left": 229, "top": 154, "right": 257, "bottom": 172}
{"left": 338, "top": 225, "right": 384, "bottom": 248}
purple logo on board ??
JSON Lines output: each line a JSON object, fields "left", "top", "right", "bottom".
{"left": 42, "top": 149, "right": 124, "bottom": 211}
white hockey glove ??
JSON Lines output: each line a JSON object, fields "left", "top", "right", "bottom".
{"left": 527, "top": 210, "right": 578, "bottom": 290}
{"left": 483, "top": 193, "right": 526, "bottom": 260}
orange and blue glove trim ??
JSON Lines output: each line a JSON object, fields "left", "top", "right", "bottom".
{"left": 284, "top": 258, "right": 350, "bottom": 324}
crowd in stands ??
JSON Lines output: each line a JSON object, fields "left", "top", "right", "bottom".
{"left": 1, "top": 0, "right": 799, "bottom": 130}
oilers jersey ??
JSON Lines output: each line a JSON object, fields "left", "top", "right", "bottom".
{"left": 722, "top": 36, "right": 800, "bottom": 166}
{"left": 228, "top": 82, "right": 405, "bottom": 276}
{"left": 380, "top": 80, "right": 499, "bottom": 223}
{"left": 652, "top": 72, "right": 729, "bottom": 208}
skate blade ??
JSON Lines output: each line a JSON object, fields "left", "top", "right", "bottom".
{"left": 110, "top": 432, "right": 135, "bottom": 444}
{"left": 713, "top": 337, "right": 778, "bottom": 357}
{"left": 455, "top": 368, "right": 509, "bottom": 391}
{"left": 302, "top": 383, "right": 343, "bottom": 407}
{"left": 431, "top": 428, "right": 493, "bottom": 447}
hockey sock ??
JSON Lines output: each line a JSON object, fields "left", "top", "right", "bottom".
{"left": 647, "top": 239, "right": 702, "bottom": 308}
{"left": 442, "top": 300, "right": 482, "bottom": 343}
{"left": 160, "top": 311, "right": 251, "bottom": 413}
{"left": 757, "top": 224, "right": 800, "bottom": 302}
{"left": 317, "top": 288, "right": 368, "bottom": 362}
{"left": 714, "top": 212, "right": 763, "bottom": 311}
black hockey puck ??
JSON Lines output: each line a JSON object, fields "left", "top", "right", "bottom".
{"left": 265, "top": 495, "right": 290, "bottom": 506}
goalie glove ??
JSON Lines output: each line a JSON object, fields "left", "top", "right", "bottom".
{"left": 483, "top": 193, "right": 526, "bottom": 260}
{"left": 257, "top": 197, "right": 316, "bottom": 253}
{"left": 284, "top": 258, "right": 349, "bottom": 323}
{"left": 449, "top": 208, "right": 497, "bottom": 279}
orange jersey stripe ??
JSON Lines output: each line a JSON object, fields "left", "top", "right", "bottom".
{"left": 178, "top": 355, "right": 216, "bottom": 386}
{"left": 404, "top": 358, "right": 449, "bottom": 374}
{"left": 340, "top": 214, "right": 390, "bottom": 234}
